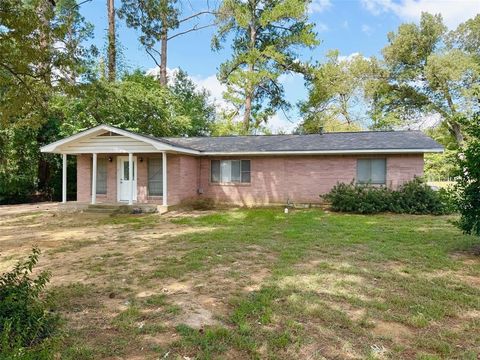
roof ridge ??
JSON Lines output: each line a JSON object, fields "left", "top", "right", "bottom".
{"left": 161, "top": 129, "right": 421, "bottom": 140}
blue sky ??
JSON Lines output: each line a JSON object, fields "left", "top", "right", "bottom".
{"left": 79, "top": 0, "right": 480, "bottom": 132}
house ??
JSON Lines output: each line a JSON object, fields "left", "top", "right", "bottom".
{"left": 40, "top": 124, "right": 443, "bottom": 209}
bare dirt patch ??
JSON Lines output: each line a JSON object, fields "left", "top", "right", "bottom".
{"left": 0, "top": 204, "right": 281, "bottom": 358}
{"left": 372, "top": 320, "right": 413, "bottom": 343}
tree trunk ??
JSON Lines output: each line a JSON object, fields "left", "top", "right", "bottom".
{"left": 450, "top": 121, "right": 464, "bottom": 146}
{"left": 443, "top": 88, "right": 464, "bottom": 146}
{"left": 159, "top": 23, "right": 168, "bottom": 86}
{"left": 107, "top": 0, "right": 116, "bottom": 82}
{"left": 37, "top": 0, "right": 55, "bottom": 196}
{"left": 38, "top": 0, "right": 54, "bottom": 85}
{"left": 243, "top": 90, "right": 252, "bottom": 131}
{"left": 243, "top": 17, "right": 257, "bottom": 133}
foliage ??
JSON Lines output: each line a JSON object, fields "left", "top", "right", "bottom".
{"left": 169, "top": 69, "right": 216, "bottom": 136}
{"left": 118, "top": 0, "right": 215, "bottom": 85}
{"left": 0, "top": 248, "right": 59, "bottom": 359}
{"left": 298, "top": 50, "right": 379, "bottom": 133}
{"left": 0, "top": 0, "right": 95, "bottom": 128}
{"left": 50, "top": 71, "right": 211, "bottom": 138}
{"left": 0, "top": 0, "right": 94, "bottom": 203}
{"left": 0, "top": 127, "right": 39, "bottom": 203}
{"left": 324, "top": 178, "right": 451, "bottom": 215}
{"left": 118, "top": 0, "right": 179, "bottom": 82}
{"left": 455, "top": 114, "right": 480, "bottom": 236}
{"left": 424, "top": 151, "right": 457, "bottom": 181}
{"left": 369, "top": 13, "right": 480, "bottom": 146}
{"left": 213, "top": 0, "right": 318, "bottom": 132}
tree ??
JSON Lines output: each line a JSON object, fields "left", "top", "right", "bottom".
{"left": 298, "top": 50, "right": 380, "bottom": 134}
{"left": 455, "top": 114, "right": 480, "bottom": 237}
{"left": 370, "top": 13, "right": 480, "bottom": 146}
{"left": 213, "top": 0, "right": 318, "bottom": 132}
{"left": 0, "top": 0, "right": 94, "bottom": 127}
{"left": 50, "top": 71, "right": 212, "bottom": 138}
{"left": 169, "top": 69, "right": 216, "bottom": 136}
{"left": 107, "top": 0, "right": 116, "bottom": 81}
{"left": 118, "top": 0, "right": 215, "bottom": 86}
{"left": 0, "top": 0, "right": 94, "bottom": 202}
{"left": 447, "top": 14, "right": 480, "bottom": 61}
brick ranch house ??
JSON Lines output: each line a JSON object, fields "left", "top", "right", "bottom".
{"left": 40, "top": 124, "right": 443, "bottom": 209}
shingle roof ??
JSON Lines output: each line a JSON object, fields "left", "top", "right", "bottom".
{"left": 159, "top": 130, "right": 443, "bottom": 153}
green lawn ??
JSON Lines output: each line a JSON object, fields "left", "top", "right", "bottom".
{"left": 1, "top": 207, "right": 479, "bottom": 359}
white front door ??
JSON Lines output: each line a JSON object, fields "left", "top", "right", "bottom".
{"left": 117, "top": 156, "right": 137, "bottom": 202}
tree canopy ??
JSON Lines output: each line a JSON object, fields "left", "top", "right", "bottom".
{"left": 370, "top": 13, "right": 480, "bottom": 146}
{"left": 298, "top": 50, "right": 379, "bottom": 134}
{"left": 213, "top": 0, "right": 318, "bottom": 133}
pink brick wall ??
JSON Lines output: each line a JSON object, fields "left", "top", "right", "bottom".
{"left": 76, "top": 154, "right": 117, "bottom": 203}
{"left": 76, "top": 155, "right": 91, "bottom": 202}
{"left": 387, "top": 154, "right": 424, "bottom": 188}
{"left": 198, "top": 154, "right": 424, "bottom": 205}
{"left": 76, "top": 153, "right": 424, "bottom": 206}
{"left": 167, "top": 154, "right": 199, "bottom": 205}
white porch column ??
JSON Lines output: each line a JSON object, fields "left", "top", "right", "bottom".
{"left": 128, "top": 152, "right": 133, "bottom": 205}
{"left": 91, "top": 153, "right": 97, "bottom": 204}
{"left": 162, "top": 152, "right": 167, "bottom": 206}
{"left": 62, "top": 153, "right": 67, "bottom": 203}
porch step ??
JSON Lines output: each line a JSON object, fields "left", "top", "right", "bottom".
{"left": 85, "top": 204, "right": 160, "bottom": 214}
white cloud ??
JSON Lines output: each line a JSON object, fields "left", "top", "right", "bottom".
{"left": 361, "top": 0, "right": 480, "bottom": 28}
{"left": 267, "top": 113, "right": 298, "bottom": 133}
{"left": 341, "top": 20, "right": 349, "bottom": 29}
{"left": 309, "top": 0, "right": 332, "bottom": 13}
{"left": 361, "top": 24, "right": 374, "bottom": 35}
{"left": 145, "top": 66, "right": 180, "bottom": 86}
{"left": 338, "top": 52, "right": 362, "bottom": 62}
{"left": 316, "top": 22, "right": 329, "bottom": 32}
{"left": 189, "top": 73, "right": 229, "bottom": 109}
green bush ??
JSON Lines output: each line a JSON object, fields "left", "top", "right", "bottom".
{"left": 323, "top": 178, "right": 452, "bottom": 215}
{"left": 0, "top": 248, "right": 60, "bottom": 359}
{"left": 455, "top": 115, "right": 480, "bottom": 236}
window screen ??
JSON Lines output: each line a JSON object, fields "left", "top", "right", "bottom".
{"left": 241, "top": 160, "right": 251, "bottom": 183}
{"left": 148, "top": 158, "right": 163, "bottom": 196}
{"left": 211, "top": 160, "right": 221, "bottom": 183}
{"left": 96, "top": 158, "right": 107, "bottom": 194}
{"left": 357, "top": 159, "right": 386, "bottom": 184}
{"left": 211, "top": 160, "right": 251, "bottom": 183}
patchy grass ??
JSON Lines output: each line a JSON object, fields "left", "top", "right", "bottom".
{"left": 0, "top": 206, "right": 479, "bottom": 359}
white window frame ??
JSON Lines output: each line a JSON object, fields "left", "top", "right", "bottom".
{"left": 210, "top": 159, "right": 251, "bottom": 184}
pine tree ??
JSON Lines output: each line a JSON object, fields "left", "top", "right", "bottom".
{"left": 213, "top": 0, "right": 318, "bottom": 132}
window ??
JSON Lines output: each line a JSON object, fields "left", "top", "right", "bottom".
{"left": 357, "top": 159, "right": 386, "bottom": 184}
{"left": 148, "top": 158, "right": 163, "bottom": 196}
{"left": 95, "top": 158, "right": 108, "bottom": 194}
{"left": 211, "top": 160, "right": 251, "bottom": 184}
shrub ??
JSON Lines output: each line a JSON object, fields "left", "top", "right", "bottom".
{"left": 394, "top": 177, "right": 447, "bottom": 215}
{"left": 323, "top": 178, "right": 452, "bottom": 215}
{"left": 179, "top": 197, "right": 215, "bottom": 210}
{"left": 0, "top": 248, "right": 60, "bottom": 359}
{"left": 455, "top": 114, "right": 480, "bottom": 236}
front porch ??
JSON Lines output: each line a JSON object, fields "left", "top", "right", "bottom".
{"left": 71, "top": 152, "right": 168, "bottom": 206}
{"left": 41, "top": 125, "right": 202, "bottom": 209}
